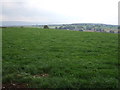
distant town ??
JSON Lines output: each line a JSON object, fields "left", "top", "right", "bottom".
{"left": 1, "top": 22, "right": 119, "bottom": 33}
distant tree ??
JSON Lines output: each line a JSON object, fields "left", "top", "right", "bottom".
{"left": 20, "top": 26, "right": 24, "bottom": 28}
{"left": 2, "top": 27, "right": 7, "bottom": 28}
{"left": 59, "top": 26, "right": 63, "bottom": 29}
{"left": 86, "top": 25, "right": 92, "bottom": 30}
{"left": 118, "top": 30, "right": 120, "bottom": 33}
{"left": 55, "top": 27, "right": 58, "bottom": 29}
{"left": 44, "top": 25, "right": 49, "bottom": 29}
{"left": 110, "top": 30, "right": 114, "bottom": 33}
{"left": 118, "top": 26, "right": 120, "bottom": 29}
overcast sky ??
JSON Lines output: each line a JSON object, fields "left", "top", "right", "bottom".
{"left": 1, "top": 0, "right": 119, "bottom": 25}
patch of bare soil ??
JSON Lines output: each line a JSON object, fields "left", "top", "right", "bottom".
{"left": 2, "top": 83, "right": 28, "bottom": 89}
{"left": 33, "top": 73, "right": 49, "bottom": 78}
{"left": 2, "top": 74, "right": 49, "bottom": 89}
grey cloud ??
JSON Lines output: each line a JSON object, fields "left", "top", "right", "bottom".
{"left": 2, "top": 2, "right": 65, "bottom": 22}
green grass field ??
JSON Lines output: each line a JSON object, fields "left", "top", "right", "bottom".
{"left": 2, "top": 27, "right": 119, "bottom": 88}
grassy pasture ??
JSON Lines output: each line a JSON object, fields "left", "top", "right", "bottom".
{"left": 2, "top": 27, "right": 119, "bottom": 88}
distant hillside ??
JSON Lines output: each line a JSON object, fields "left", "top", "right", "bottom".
{"left": 1, "top": 21, "right": 51, "bottom": 26}
{"left": 1, "top": 21, "right": 118, "bottom": 33}
{"left": 38, "top": 23, "right": 118, "bottom": 33}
